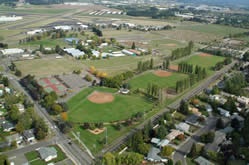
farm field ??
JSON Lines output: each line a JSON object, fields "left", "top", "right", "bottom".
{"left": 129, "top": 71, "right": 188, "bottom": 89}
{"left": 14, "top": 58, "right": 84, "bottom": 77}
{"left": 177, "top": 23, "right": 248, "bottom": 36}
{"left": 67, "top": 87, "right": 153, "bottom": 122}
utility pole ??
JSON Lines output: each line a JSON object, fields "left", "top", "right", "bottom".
{"left": 105, "top": 127, "right": 108, "bottom": 145}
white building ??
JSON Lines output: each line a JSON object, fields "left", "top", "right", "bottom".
{"left": 237, "top": 96, "right": 249, "bottom": 105}
{"left": 63, "top": 48, "right": 85, "bottom": 58}
{"left": 122, "top": 49, "right": 135, "bottom": 56}
{"left": 80, "top": 24, "right": 89, "bottom": 30}
{"left": 27, "top": 29, "right": 45, "bottom": 35}
{"left": 0, "top": 16, "right": 23, "bottom": 22}
{"left": 0, "top": 48, "right": 24, "bottom": 55}
{"left": 54, "top": 25, "right": 72, "bottom": 31}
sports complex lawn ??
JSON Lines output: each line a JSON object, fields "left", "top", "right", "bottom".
{"left": 175, "top": 54, "right": 225, "bottom": 74}
{"left": 67, "top": 87, "right": 154, "bottom": 123}
{"left": 129, "top": 71, "right": 188, "bottom": 89}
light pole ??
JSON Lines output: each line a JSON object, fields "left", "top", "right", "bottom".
{"left": 105, "top": 127, "right": 108, "bottom": 145}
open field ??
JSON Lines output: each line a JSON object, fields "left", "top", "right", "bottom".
{"left": 174, "top": 54, "right": 225, "bottom": 74}
{"left": 129, "top": 71, "right": 188, "bottom": 89}
{"left": 67, "top": 87, "right": 153, "bottom": 122}
{"left": 82, "top": 56, "right": 161, "bottom": 75}
{"left": 15, "top": 58, "right": 85, "bottom": 77}
{"left": 177, "top": 23, "right": 248, "bottom": 36}
{"left": 0, "top": 5, "right": 73, "bottom": 15}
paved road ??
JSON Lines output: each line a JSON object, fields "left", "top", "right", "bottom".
{"left": 100, "top": 60, "right": 237, "bottom": 155}
{"left": 0, "top": 59, "right": 93, "bottom": 165}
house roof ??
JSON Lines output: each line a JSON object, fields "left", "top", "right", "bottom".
{"left": 157, "top": 139, "right": 169, "bottom": 147}
{"left": 175, "top": 122, "right": 190, "bottom": 132}
{"left": 195, "top": 156, "right": 214, "bottom": 165}
{"left": 231, "top": 114, "right": 244, "bottom": 122}
{"left": 2, "top": 121, "right": 14, "bottom": 130}
{"left": 151, "top": 138, "right": 160, "bottom": 144}
{"left": 23, "top": 129, "right": 35, "bottom": 139}
{"left": 147, "top": 146, "right": 167, "bottom": 162}
{"left": 166, "top": 129, "right": 183, "bottom": 141}
{"left": 38, "top": 147, "right": 57, "bottom": 160}
{"left": 63, "top": 48, "right": 85, "bottom": 57}
{"left": 185, "top": 114, "right": 199, "bottom": 125}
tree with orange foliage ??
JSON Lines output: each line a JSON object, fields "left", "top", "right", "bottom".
{"left": 191, "top": 98, "right": 199, "bottom": 105}
{"left": 89, "top": 66, "right": 96, "bottom": 74}
{"left": 177, "top": 134, "right": 185, "bottom": 141}
{"left": 61, "top": 112, "right": 68, "bottom": 121}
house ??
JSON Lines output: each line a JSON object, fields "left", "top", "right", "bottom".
{"left": 80, "top": 24, "right": 88, "bottom": 30}
{"left": 237, "top": 96, "right": 249, "bottom": 105}
{"left": 63, "top": 48, "right": 85, "bottom": 58}
{"left": 4, "top": 87, "right": 11, "bottom": 93}
{"left": 157, "top": 139, "right": 169, "bottom": 148}
{"left": 205, "top": 131, "right": 226, "bottom": 152}
{"left": 146, "top": 146, "right": 168, "bottom": 163}
{"left": 194, "top": 156, "right": 214, "bottom": 165}
{"left": 16, "top": 103, "right": 25, "bottom": 113}
{"left": 209, "top": 95, "right": 227, "bottom": 104}
{"left": 64, "top": 38, "right": 79, "bottom": 45}
{"left": 27, "top": 29, "right": 45, "bottom": 35}
{"left": 128, "top": 49, "right": 141, "bottom": 56}
{"left": 166, "top": 129, "right": 183, "bottom": 141}
{"left": 5, "top": 133, "right": 23, "bottom": 145}
{"left": 37, "top": 147, "right": 57, "bottom": 162}
{"left": 230, "top": 114, "right": 245, "bottom": 128}
{"left": 151, "top": 138, "right": 160, "bottom": 145}
{"left": 185, "top": 114, "right": 199, "bottom": 125}
{"left": 189, "top": 107, "right": 202, "bottom": 116}
{"left": 0, "top": 48, "right": 24, "bottom": 56}
{"left": 2, "top": 121, "right": 15, "bottom": 132}
{"left": 122, "top": 49, "right": 136, "bottom": 56}
{"left": 23, "top": 129, "right": 35, "bottom": 142}
{"left": 53, "top": 25, "right": 72, "bottom": 31}
{"left": 175, "top": 122, "right": 190, "bottom": 133}
{"left": 218, "top": 107, "right": 230, "bottom": 117}
{"left": 205, "top": 104, "right": 213, "bottom": 112}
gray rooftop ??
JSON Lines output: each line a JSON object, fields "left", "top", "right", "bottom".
{"left": 195, "top": 156, "right": 214, "bottom": 165}
{"left": 38, "top": 147, "right": 57, "bottom": 160}
{"left": 23, "top": 129, "right": 35, "bottom": 139}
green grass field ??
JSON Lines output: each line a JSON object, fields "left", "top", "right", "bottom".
{"left": 82, "top": 55, "right": 161, "bottom": 75}
{"left": 175, "top": 54, "right": 225, "bottom": 74}
{"left": 177, "top": 24, "right": 248, "bottom": 36}
{"left": 129, "top": 71, "right": 188, "bottom": 89}
{"left": 67, "top": 87, "right": 153, "bottom": 122}
{"left": 15, "top": 58, "right": 85, "bottom": 77}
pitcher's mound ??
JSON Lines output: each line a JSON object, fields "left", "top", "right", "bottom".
{"left": 154, "top": 70, "right": 172, "bottom": 77}
{"left": 199, "top": 53, "right": 212, "bottom": 57}
{"left": 88, "top": 91, "right": 114, "bottom": 104}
